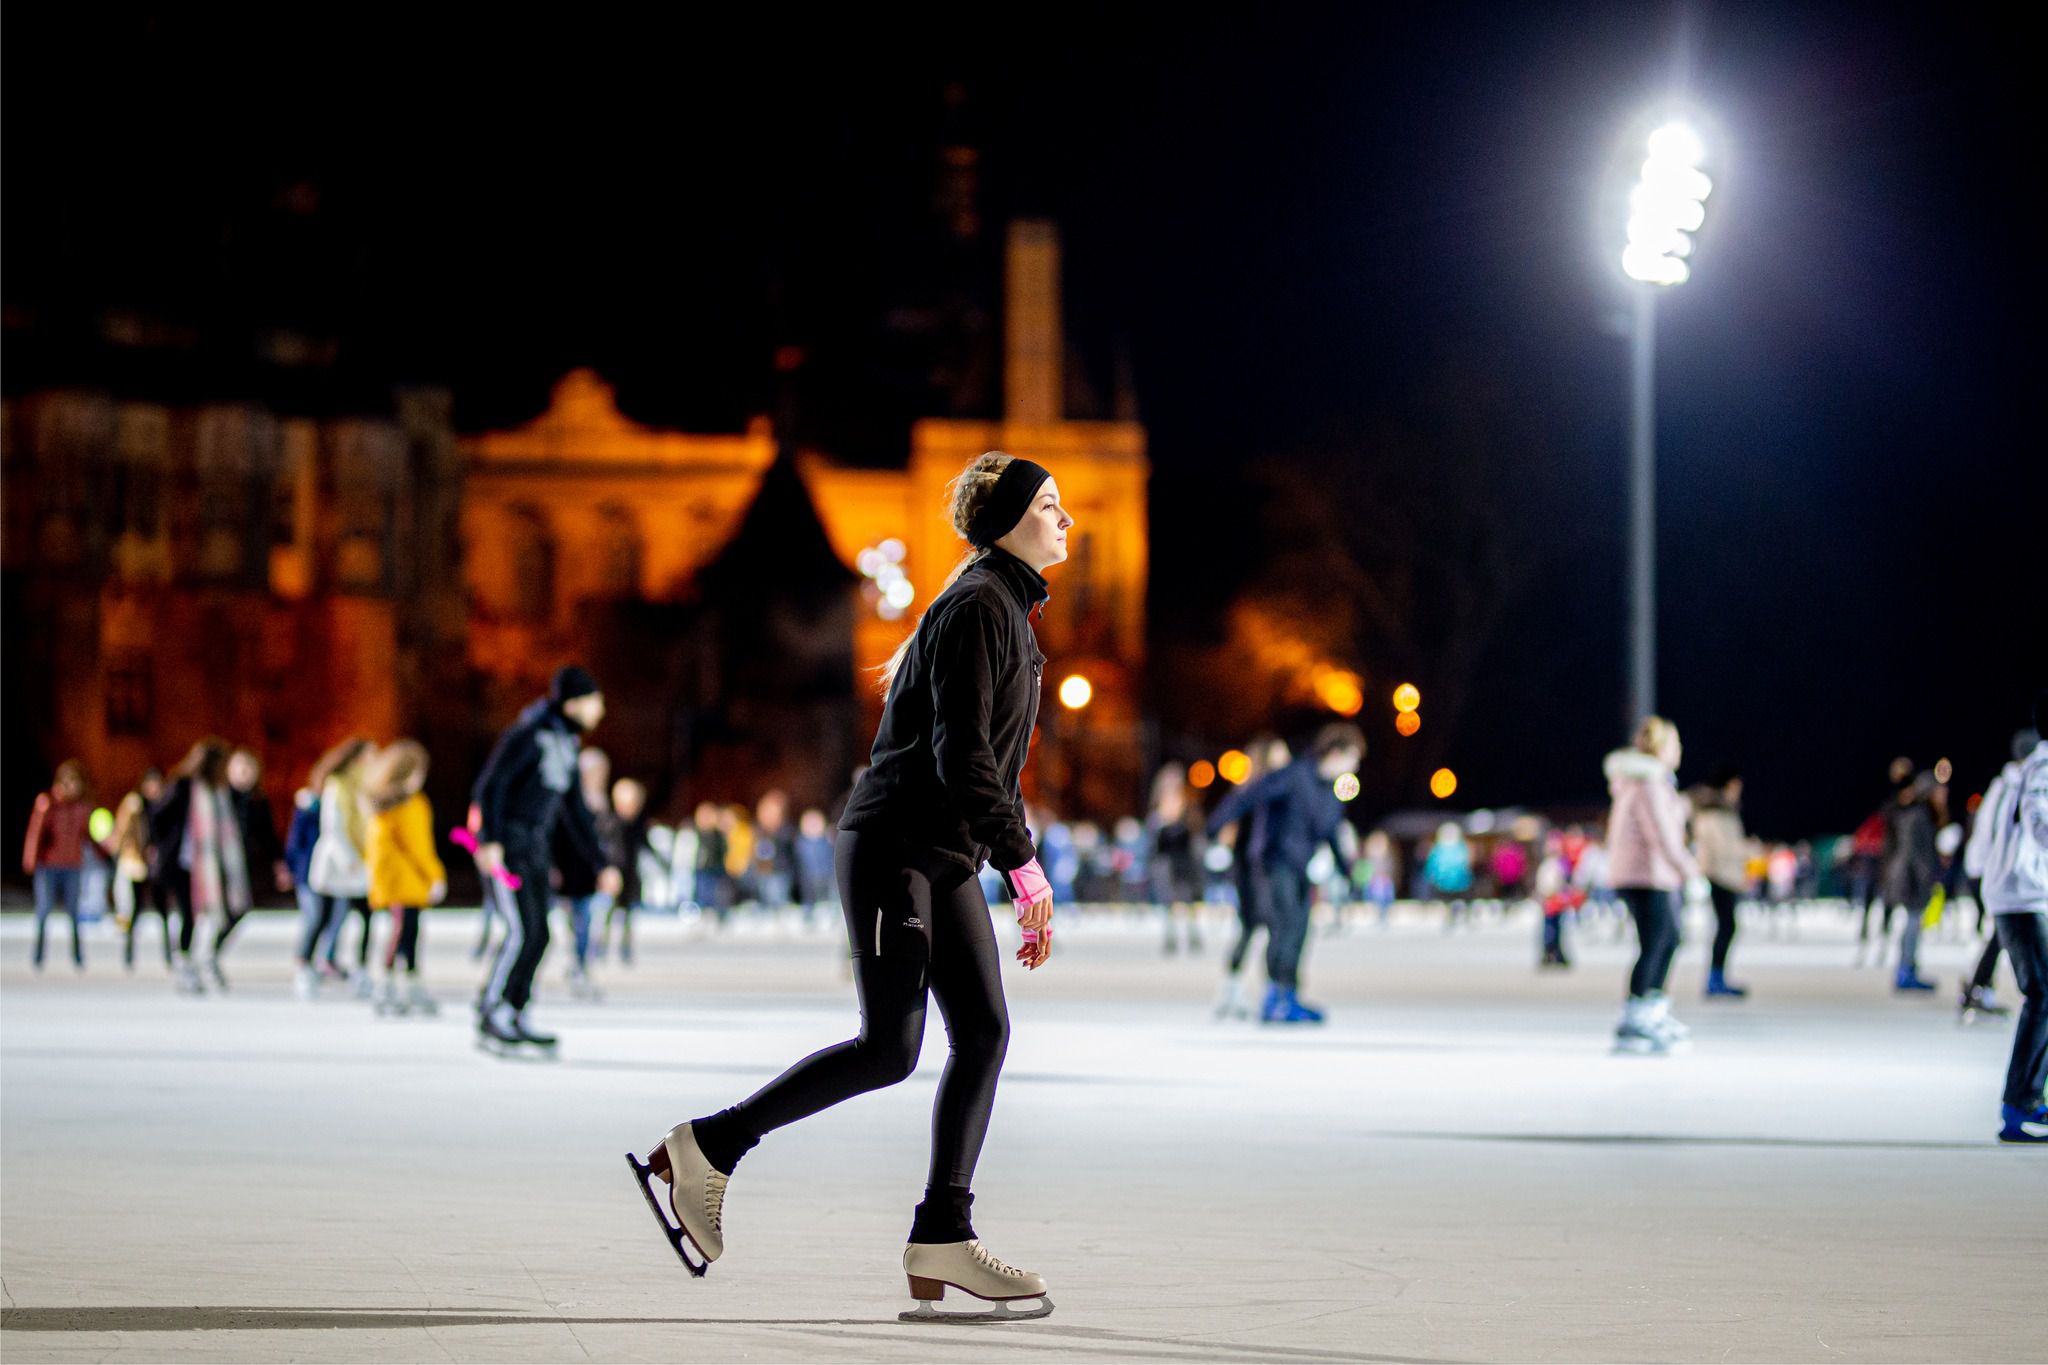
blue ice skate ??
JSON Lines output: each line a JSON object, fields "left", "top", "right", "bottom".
{"left": 1998, "top": 1104, "right": 2048, "bottom": 1144}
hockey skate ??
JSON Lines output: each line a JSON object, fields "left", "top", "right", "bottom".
{"left": 900, "top": 1240, "right": 1053, "bottom": 1322}
{"left": 476, "top": 1004, "right": 557, "bottom": 1059}
{"left": 624, "top": 1122, "right": 726, "bottom": 1276}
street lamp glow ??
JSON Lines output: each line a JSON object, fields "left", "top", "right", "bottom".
{"left": 1392, "top": 683, "right": 1421, "bottom": 714}
{"left": 1058, "top": 674, "right": 1093, "bottom": 710}
{"left": 1429, "top": 768, "right": 1458, "bottom": 800}
{"left": 1623, "top": 122, "right": 1710, "bottom": 286}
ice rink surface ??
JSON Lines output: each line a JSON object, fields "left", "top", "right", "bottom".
{"left": 3, "top": 901, "right": 2043, "bottom": 1363}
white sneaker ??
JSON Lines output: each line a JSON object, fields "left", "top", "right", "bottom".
{"left": 902, "top": 1239, "right": 1052, "bottom": 1319}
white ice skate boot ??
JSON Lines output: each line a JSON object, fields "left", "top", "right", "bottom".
{"left": 374, "top": 972, "right": 405, "bottom": 1016}
{"left": 175, "top": 960, "right": 207, "bottom": 995}
{"left": 1644, "top": 992, "right": 1690, "bottom": 1042}
{"left": 405, "top": 978, "right": 439, "bottom": 1016}
{"left": 1214, "top": 975, "right": 1250, "bottom": 1020}
{"left": 901, "top": 1239, "right": 1053, "bottom": 1322}
{"left": 1613, "top": 997, "right": 1671, "bottom": 1055}
{"left": 624, "top": 1121, "right": 727, "bottom": 1275}
{"left": 294, "top": 964, "right": 319, "bottom": 1001}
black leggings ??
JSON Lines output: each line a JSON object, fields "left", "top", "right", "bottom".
{"left": 691, "top": 830, "right": 1009, "bottom": 1243}
{"left": 384, "top": 907, "right": 422, "bottom": 973}
{"left": 1708, "top": 884, "right": 1740, "bottom": 973}
{"left": 1620, "top": 886, "right": 1681, "bottom": 997}
{"left": 1227, "top": 854, "right": 1268, "bottom": 975}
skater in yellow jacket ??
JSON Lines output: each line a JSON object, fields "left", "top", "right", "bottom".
{"left": 364, "top": 741, "right": 446, "bottom": 1015}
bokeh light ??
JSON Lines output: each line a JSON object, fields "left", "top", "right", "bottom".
{"left": 1392, "top": 683, "right": 1421, "bottom": 713}
{"left": 1394, "top": 711, "right": 1421, "bottom": 737}
{"left": 1188, "top": 760, "right": 1217, "bottom": 790}
{"left": 1934, "top": 757, "right": 1953, "bottom": 784}
{"left": 1312, "top": 666, "right": 1364, "bottom": 716}
{"left": 1217, "top": 749, "right": 1252, "bottom": 784}
{"left": 1058, "top": 674, "right": 1093, "bottom": 710}
{"left": 1333, "top": 772, "right": 1360, "bottom": 802}
{"left": 1429, "top": 768, "right": 1458, "bottom": 800}
{"left": 89, "top": 807, "right": 114, "bottom": 843}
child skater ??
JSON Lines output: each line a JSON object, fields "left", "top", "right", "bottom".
{"left": 364, "top": 741, "right": 446, "bottom": 1015}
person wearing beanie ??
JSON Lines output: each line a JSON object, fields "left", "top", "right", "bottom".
{"left": 471, "top": 664, "right": 617, "bottom": 1052}
{"left": 628, "top": 452, "right": 1067, "bottom": 1321}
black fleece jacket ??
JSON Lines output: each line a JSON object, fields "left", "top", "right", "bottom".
{"left": 839, "top": 547, "right": 1048, "bottom": 874}
{"left": 473, "top": 697, "right": 606, "bottom": 871}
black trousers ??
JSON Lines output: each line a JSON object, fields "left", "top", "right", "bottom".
{"left": 124, "top": 876, "right": 174, "bottom": 967}
{"left": 159, "top": 871, "right": 201, "bottom": 956}
{"left": 1227, "top": 852, "right": 1268, "bottom": 975}
{"left": 384, "top": 907, "right": 422, "bottom": 973}
{"left": 1620, "top": 887, "right": 1681, "bottom": 997}
{"left": 1708, "top": 884, "right": 1741, "bottom": 973}
{"left": 1263, "top": 861, "right": 1313, "bottom": 990}
{"left": 693, "top": 830, "right": 1009, "bottom": 1243}
{"left": 484, "top": 840, "right": 553, "bottom": 1012}
{"left": 1995, "top": 912, "right": 2048, "bottom": 1111}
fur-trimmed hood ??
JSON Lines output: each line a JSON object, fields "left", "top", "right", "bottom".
{"left": 1604, "top": 748, "right": 1671, "bottom": 793}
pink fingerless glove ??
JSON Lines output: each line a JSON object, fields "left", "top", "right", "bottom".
{"left": 1003, "top": 858, "right": 1052, "bottom": 941}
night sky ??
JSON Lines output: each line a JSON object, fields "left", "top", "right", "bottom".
{"left": 5, "top": 4, "right": 2040, "bottom": 838}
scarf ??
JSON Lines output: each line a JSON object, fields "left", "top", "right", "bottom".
{"left": 183, "top": 780, "right": 251, "bottom": 923}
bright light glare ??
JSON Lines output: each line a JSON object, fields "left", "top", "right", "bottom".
{"left": 1430, "top": 768, "right": 1459, "bottom": 800}
{"left": 1392, "top": 683, "right": 1421, "bottom": 714}
{"left": 1058, "top": 674, "right": 1093, "bottom": 710}
{"left": 1333, "top": 773, "right": 1361, "bottom": 803}
{"left": 1217, "top": 749, "right": 1252, "bottom": 785}
{"left": 1623, "top": 122, "right": 1710, "bottom": 286}
{"left": 1647, "top": 122, "right": 1704, "bottom": 165}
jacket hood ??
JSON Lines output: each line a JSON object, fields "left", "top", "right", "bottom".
{"left": 1604, "top": 748, "right": 1670, "bottom": 790}
{"left": 518, "top": 697, "right": 565, "bottom": 727}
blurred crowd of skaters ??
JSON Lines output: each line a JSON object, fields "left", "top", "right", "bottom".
{"left": 13, "top": 715, "right": 2033, "bottom": 1028}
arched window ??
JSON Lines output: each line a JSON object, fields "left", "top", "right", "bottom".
{"left": 507, "top": 504, "right": 557, "bottom": 623}
{"left": 595, "top": 503, "right": 644, "bottom": 600}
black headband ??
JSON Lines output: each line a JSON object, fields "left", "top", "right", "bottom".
{"left": 967, "top": 459, "right": 1052, "bottom": 549}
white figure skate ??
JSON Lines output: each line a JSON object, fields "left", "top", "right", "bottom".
{"left": 624, "top": 1121, "right": 727, "bottom": 1276}
{"left": 900, "top": 1240, "right": 1053, "bottom": 1322}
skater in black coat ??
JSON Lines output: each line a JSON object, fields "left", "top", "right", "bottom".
{"left": 631, "top": 452, "right": 1068, "bottom": 1320}
{"left": 472, "top": 665, "right": 616, "bottom": 1049}
{"left": 1207, "top": 724, "right": 1363, "bottom": 1023}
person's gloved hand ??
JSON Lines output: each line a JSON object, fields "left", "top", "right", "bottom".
{"left": 1004, "top": 859, "right": 1054, "bottom": 969}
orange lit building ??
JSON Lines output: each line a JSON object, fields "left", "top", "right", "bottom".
{"left": 462, "top": 220, "right": 1150, "bottom": 818}
{"left": 4, "top": 220, "right": 1149, "bottom": 844}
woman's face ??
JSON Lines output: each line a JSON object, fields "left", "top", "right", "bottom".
{"left": 994, "top": 475, "right": 1073, "bottom": 573}
{"left": 1660, "top": 734, "right": 1683, "bottom": 769}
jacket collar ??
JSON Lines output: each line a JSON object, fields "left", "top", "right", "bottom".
{"left": 982, "top": 546, "right": 1051, "bottom": 619}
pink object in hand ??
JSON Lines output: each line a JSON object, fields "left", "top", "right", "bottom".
{"left": 450, "top": 827, "right": 523, "bottom": 891}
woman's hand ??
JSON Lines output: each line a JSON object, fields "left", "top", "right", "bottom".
{"left": 1015, "top": 892, "right": 1053, "bottom": 969}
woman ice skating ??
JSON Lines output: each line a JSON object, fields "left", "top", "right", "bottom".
{"left": 627, "top": 451, "right": 1067, "bottom": 1322}
{"left": 148, "top": 740, "right": 252, "bottom": 995}
{"left": 296, "top": 738, "right": 375, "bottom": 999}
{"left": 1691, "top": 768, "right": 1758, "bottom": 999}
{"left": 363, "top": 740, "right": 447, "bottom": 1016}
{"left": 24, "top": 759, "right": 94, "bottom": 971}
{"left": 1605, "top": 716, "right": 1702, "bottom": 1053}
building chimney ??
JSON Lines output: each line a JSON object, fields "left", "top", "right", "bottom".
{"left": 1004, "top": 220, "right": 1062, "bottom": 425}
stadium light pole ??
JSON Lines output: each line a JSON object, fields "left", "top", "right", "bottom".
{"left": 1620, "top": 122, "right": 1712, "bottom": 725}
